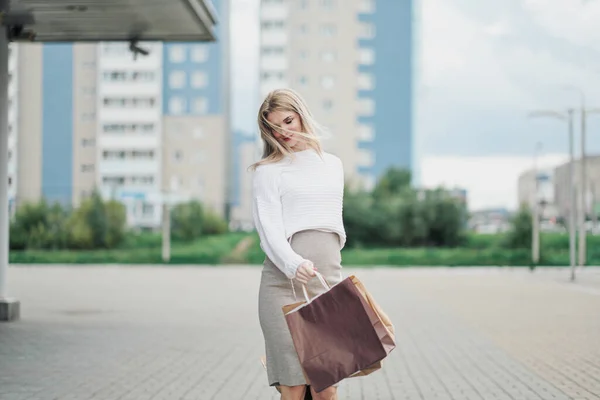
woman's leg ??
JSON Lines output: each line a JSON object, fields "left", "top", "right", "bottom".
{"left": 310, "top": 385, "right": 337, "bottom": 400}
{"left": 279, "top": 385, "right": 308, "bottom": 400}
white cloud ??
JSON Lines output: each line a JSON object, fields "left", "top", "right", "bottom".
{"left": 420, "top": 0, "right": 534, "bottom": 108}
{"left": 524, "top": 0, "right": 600, "bottom": 51}
{"left": 420, "top": 0, "right": 600, "bottom": 111}
{"left": 421, "top": 154, "right": 569, "bottom": 210}
{"left": 416, "top": 0, "right": 600, "bottom": 209}
{"left": 484, "top": 20, "right": 513, "bottom": 38}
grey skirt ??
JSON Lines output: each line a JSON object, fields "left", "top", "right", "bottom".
{"left": 258, "top": 229, "right": 343, "bottom": 387}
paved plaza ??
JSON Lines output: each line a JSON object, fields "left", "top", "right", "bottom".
{"left": 1, "top": 265, "right": 599, "bottom": 400}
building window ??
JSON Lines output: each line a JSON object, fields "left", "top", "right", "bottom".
{"left": 357, "top": 124, "right": 375, "bottom": 141}
{"left": 359, "top": 149, "right": 374, "bottom": 167}
{"left": 321, "top": 75, "right": 335, "bottom": 89}
{"left": 169, "top": 46, "right": 186, "bottom": 63}
{"left": 102, "top": 123, "right": 155, "bottom": 134}
{"left": 193, "top": 97, "right": 208, "bottom": 115}
{"left": 191, "top": 45, "right": 208, "bottom": 63}
{"left": 323, "top": 99, "right": 333, "bottom": 110}
{"left": 102, "top": 176, "right": 126, "bottom": 186}
{"left": 103, "top": 97, "right": 155, "bottom": 108}
{"left": 170, "top": 175, "right": 182, "bottom": 191}
{"left": 357, "top": 73, "right": 375, "bottom": 90}
{"left": 192, "top": 71, "right": 208, "bottom": 88}
{"left": 299, "top": 50, "right": 309, "bottom": 60}
{"left": 358, "top": 98, "right": 375, "bottom": 116}
{"left": 81, "top": 113, "right": 95, "bottom": 121}
{"left": 169, "top": 97, "right": 185, "bottom": 114}
{"left": 81, "top": 164, "right": 95, "bottom": 173}
{"left": 195, "top": 151, "right": 206, "bottom": 164}
{"left": 298, "top": 76, "right": 308, "bottom": 86}
{"left": 320, "top": 50, "right": 336, "bottom": 63}
{"left": 174, "top": 150, "right": 183, "bottom": 162}
{"left": 169, "top": 71, "right": 186, "bottom": 89}
{"left": 81, "top": 138, "right": 95, "bottom": 147}
{"left": 358, "top": 0, "right": 375, "bottom": 13}
{"left": 142, "top": 203, "right": 154, "bottom": 217}
{"left": 299, "top": 0, "right": 308, "bottom": 9}
{"left": 82, "top": 61, "right": 95, "bottom": 69}
{"left": 262, "top": 47, "right": 285, "bottom": 56}
{"left": 359, "top": 22, "right": 376, "bottom": 39}
{"left": 262, "top": 20, "right": 286, "bottom": 30}
{"left": 320, "top": 0, "right": 335, "bottom": 9}
{"left": 103, "top": 71, "right": 155, "bottom": 82}
{"left": 262, "top": 71, "right": 285, "bottom": 81}
{"left": 132, "top": 71, "right": 155, "bottom": 82}
{"left": 82, "top": 87, "right": 95, "bottom": 96}
{"left": 320, "top": 24, "right": 337, "bottom": 37}
{"left": 358, "top": 48, "right": 375, "bottom": 65}
{"left": 298, "top": 24, "right": 308, "bottom": 34}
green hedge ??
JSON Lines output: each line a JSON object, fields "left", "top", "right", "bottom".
{"left": 10, "top": 233, "right": 600, "bottom": 266}
{"left": 11, "top": 233, "right": 247, "bottom": 265}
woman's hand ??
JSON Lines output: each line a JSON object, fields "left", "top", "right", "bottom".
{"left": 295, "top": 261, "right": 317, "bottom": 285}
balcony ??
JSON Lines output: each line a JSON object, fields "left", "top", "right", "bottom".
{"left": 260, "top": 4, "right": 287, "bottom": 20}
{"left": 99, "top": 107, "right": 162, "bottom": 123}
{"left": 99, "top": 160, "right": 159, "bottom": 175}
{"left": 261, "top": 31, "right": 288, "bottom": 47}
{"left": 99, "top": 81, "right": 161, "bottom": 97}
{"left": 99, "top": 134, "right": 159, "bottom": 149}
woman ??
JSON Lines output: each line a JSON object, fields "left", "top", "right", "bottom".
{"left": 252, "top": 88, "right": 346, "bottom": 400}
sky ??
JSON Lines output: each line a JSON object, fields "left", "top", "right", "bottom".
{"left": 229, "top": 0, "right": 600, "bottom": 210}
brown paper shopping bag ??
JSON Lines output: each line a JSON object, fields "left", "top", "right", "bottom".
{"left": 282, "top": 273, "right": 396, "bottom": 393}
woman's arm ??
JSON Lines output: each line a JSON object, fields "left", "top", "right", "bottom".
{"left": 252, "top": 166, "right": 309, "bottom": 279}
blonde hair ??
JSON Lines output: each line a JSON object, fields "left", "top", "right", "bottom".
{"left": 251, "top": 88, "right": 325, "bottom": 170}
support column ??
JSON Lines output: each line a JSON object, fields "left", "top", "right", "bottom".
{"left": 0, "top": 0, "right": 20, "bottom": 321}
{"left": 162, "top": 202, "right": 170, "bottom": 263}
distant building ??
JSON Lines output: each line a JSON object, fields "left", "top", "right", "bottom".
{"left": 553, "top": 155, "right": 600, "bottom": 221}
{"left": 468, "top": 208, "right": 511, "bottom": 234}
{"left": 258, "top": 0, "right": 414, "bottom": 191}
{"left": 517, "top": 167, "right": 559, "bottom": 222}
{"left": 12, "top": 0, "right": 231, "bottom": 229}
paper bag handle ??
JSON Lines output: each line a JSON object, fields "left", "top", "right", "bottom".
{"left": 301, "top": 271, "right": 331, "bottom": 303}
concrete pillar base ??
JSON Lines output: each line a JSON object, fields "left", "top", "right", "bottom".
{"left": 0, "top": 298, "right": 20, "bottom": 321}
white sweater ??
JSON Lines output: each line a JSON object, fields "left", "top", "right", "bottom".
{"left": 252, "top": 149, "right": 346, "bottom": 279}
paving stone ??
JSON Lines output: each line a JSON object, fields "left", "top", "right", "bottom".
{"left": 0, "top": 266, "right": 598, "bottom": 399}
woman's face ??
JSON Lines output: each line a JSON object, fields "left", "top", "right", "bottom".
{"left": 266, "top": 110, "right": 305, "bottom": 151}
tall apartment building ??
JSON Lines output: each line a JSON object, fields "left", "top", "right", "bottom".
{"left": 258, "top": 0, "right": 414, "bottom": 189}
{"left": 12, "top": 0, "right": 230, "bottom": 228}
{"left": 228, "top": 0, "right": 414, "bottom": 228}
{"left": 15, "top": 43, "right": 99, "bottom": 208}
{"left": 96, "top": 42, "right": 164, "bottom": 227}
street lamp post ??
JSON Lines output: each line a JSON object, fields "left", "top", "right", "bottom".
{"left": 528, "top": 109, "right": 576, "bottom": 281}
{"left": 532, "top": 142, "right": 543, "bottom": 265}
{"left": 560, "top": 87, "right": 600, "bottom": 267}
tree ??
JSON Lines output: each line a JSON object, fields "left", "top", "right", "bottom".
{"left": 10, "top": 200, "right": 70, "bottom": 250}
{"left": 420, "top": 189, "right": 466, "bottom": 247}
{"left": 504, "top": 205, "right": 532, "bottom": 249}
{"left": 86, "top": 190, "right": 109, "bottom": 248}
{"left": 372, "top": 168, "right": 412, "bottom": 200}
{"left": 343, "top": 168, "right": 467, "bottom": 248}
{"left": 67, "top": 190, "right": 127, "bottom": 250}
{"left": 105, "top": 200, "right": 127, "bottom": 248}
{"left": 171, "top": 200, "right": 204, "bottom": 241}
